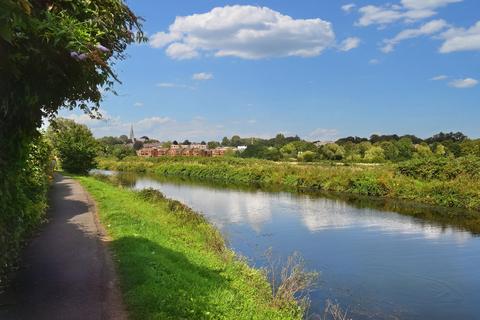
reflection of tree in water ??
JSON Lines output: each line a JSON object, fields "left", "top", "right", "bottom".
{"left": 93, "top": 170, "right": 480, "bottom": 236}
{"left": 115, "top": 173, "right": 137, "bottom": 188}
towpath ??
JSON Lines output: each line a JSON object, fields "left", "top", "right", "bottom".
{"left": 0, "top": 174, "right": 126, "bottom": 320}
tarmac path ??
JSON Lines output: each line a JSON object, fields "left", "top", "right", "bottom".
{"left": 0, "top": 174, "right": 126, "bottom": 320}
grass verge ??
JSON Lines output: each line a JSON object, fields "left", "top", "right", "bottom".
{"left": 75, "top": 175, "right": 305, "bottom": 320}
{"left": 97, "top": 156, "right": 480, "bottom": 212}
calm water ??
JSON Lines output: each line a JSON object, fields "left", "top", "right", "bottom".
{"left": 98, "top": 171, "right": 480, "bottom": 319}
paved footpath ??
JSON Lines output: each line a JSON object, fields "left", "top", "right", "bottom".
{"left": 0, "top": 174, "right": 126, "bottom": 320}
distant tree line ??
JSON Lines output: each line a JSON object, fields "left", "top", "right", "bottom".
{"left": 210, "top": 131, "right": 478, "bottom": 163}
{"left": 96, "top": 131, "right": 480, "bottom": 163}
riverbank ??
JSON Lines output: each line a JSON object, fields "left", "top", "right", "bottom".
{"left": 75, "top": 175, "right": 306, "bottom": 320}
{"left": 97, "top": 156, "right": 480, "bottom": 212}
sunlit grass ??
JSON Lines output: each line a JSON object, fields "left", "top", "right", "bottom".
{"left": 76, "top": 176, "right": 304, "bottom": 320}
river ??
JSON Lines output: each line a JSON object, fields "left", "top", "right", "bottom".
{"left": 95, "top": 170, "right": 480, "bottom": 319}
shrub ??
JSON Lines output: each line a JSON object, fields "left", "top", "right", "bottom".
{"left": 48, "top": 118, "right": 98, "bottom": 174}
{"left": 0, "top": 135, "right": 52, "bottom": 286}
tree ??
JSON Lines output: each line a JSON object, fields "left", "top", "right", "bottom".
{"left": 162, "top": 141, "right": 173, "bottom": 148}
{"left": 230, "top": 135, "right": 242, "bottom": 147}
{"left": 299, "top": 151, "right": 316, "bottom": 162}
{"left": 364, "top": 146, "right": 385, "bottom": 162}
{"left": 414, "top": 143, "right": 433, "bottom": 158}
{"left": 434, "top": 143, "right": 447, "bottom": 156}
{"left": 395, "top": 138, "right": 414, "bottom": 160}
{"left": 0, "top": 0, "right": 142, "bottom": 288}
{"left": 112, "top": 145, "right": 136, "bottom": 160}
{"left": 263, "top": 147, "right": 282, "bottom": 161}
{"left": 1, "top": 0, "right": 143, "bottom": 156}
{"left": 207, "top": 141, "right": 220, "bottom": 149}
{"left": 182, "top": 139, "right": 191, "bottom": 145}
{"left": 380, "top": 141, "right": 400, "bottom": 161}
{"left": 119, "top": 135, "right": 129, "bottom": 144}
{"left": 274, "top": 133, "right": 286, "bottom": 147}
{"left": 133, "top": 140, "right": 144, "bottom": 151}
{"left": 320, "top": 143, "right": 345, "bottom": 160}
{"left": 47, "top": 118, "right": 98, "bottom": 174}
{"left": 221, "top": 137, "right": 230, "bottom": 146}
{"left": 356, "top": 141, "right": 372, "bottom": 158}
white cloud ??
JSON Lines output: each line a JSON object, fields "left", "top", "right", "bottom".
{"left": 401, "top": 0, "right": 462, "bottom": 10}
{"left": 381, "top": 19, "right": 448, "bottom": 52}
{"left": 150, "top": 5, "right": 335, "bottom": 60}
{"left": 369, "top": 58, "right": 380, "bottom": 64}
{"left": 356, "top": 0, "right": 460, "bottom": 27}
{"left": 136, "top": 116, "right": 172, "bottom": 129}
{"left": 448, "top": 78, "right": 478, "bottom": 88}
{"left": 156, "top": 82, "right": 194, "bottom": 89}
{"left": 192, "top": 72, "right": 214, "bottom": 81}
{"left": 430, "top": 74, "right": 448, "bottom": 80}
{"left": 134, "top": 102, "right": 144, "bottom": 107}
{"left": 64, "top": 109, "right": 114, "bottom": 126}
{"left": 308, "top": 128, "right": 339, "bottom": 141}
{"left": 439, "top": 21, "right": 480, "bottom": 53}
{"left": 247, "top": 119, "right": 257, "bottom": 124}
{"left": 165, "top": 43, "right": 199, "bottom": 60}
{"left": 338, "top": 37, "right": 361, "bottom": 51}
{"left": 341, "top": 3, "right": 356, "bottom": 13}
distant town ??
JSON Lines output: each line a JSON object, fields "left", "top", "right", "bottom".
{"left": 128, "top": 125, "right": 247, "bottom": 158}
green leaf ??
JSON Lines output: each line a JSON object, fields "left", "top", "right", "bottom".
{"left": 0, "top": 24, "right": 12, "bottom": 43}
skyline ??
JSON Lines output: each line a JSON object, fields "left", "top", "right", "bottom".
{"left": 61, "top": 0, "right": 480, "bottom": 141}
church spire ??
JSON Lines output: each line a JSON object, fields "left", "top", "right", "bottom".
{"left": 129, "top": 124, "right": 135, "bottom": 141}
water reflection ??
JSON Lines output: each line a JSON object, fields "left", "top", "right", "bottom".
{"left": 132, "top": 174, "right": 475, "bottom": 245}
{"left": 92, "top": 171, "right": 480, "bottom": 320}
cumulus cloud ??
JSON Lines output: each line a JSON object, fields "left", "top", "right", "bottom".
{"left": 401, "top": 0, "right": 462, "bottom": 10}
{"left": 341, "top": 3, "right": 356, "bottom": 13}
{"left": 356, "top": 0, "right": 461, "bottom": 27}
{"left": 448, "top": 78, "right": 478, "bottom": 88}
{"left": 192, "top": 72, "right": 214, "bottom": 81}
{"left": 430, "top": 75, "right": 448, "bottom": 80}
{"left": 381, "top": 19, "right": 448, "bottom": 52}
{"left": 439, "top": 21, "right": 480, "bottom": 53}
{"left": 149, "top": 5, "right": 335, "bottom": 60}
{"left": 136, "top": 116, "right": 172, "bottom": 129}
{"left": 60, "top": 111, "right": 284, "bottom": 142}
{"left": 64, "top": 109, "right": 115, "bottom": 126}
{"left": 338, "top": 37, "right": 361, "bottom": 51}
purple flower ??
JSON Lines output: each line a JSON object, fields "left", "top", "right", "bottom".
{"left": 95, "top": 44, "right": 110, "bottom": 53}
{"left": 70, "top": 51, "right": 79, "bottom": 59}
{"left": 77, "top": 53, "right": 88, "bottom": 61}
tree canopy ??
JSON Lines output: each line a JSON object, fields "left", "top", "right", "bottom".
{"left": 1, "top": 0, "right": 144, "bottom": 158}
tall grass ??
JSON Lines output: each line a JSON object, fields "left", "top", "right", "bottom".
{"left": 97, "top": 156, "right": 480, "bottom": 212}
{"left": 77, "top": 175, "right": 316, "bottom": 319}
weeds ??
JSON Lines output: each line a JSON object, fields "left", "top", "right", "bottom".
{"left": 97, "top": 156, "right": 480, "bottom": 211}
{"left": 265, "top": 248, "right": 319, "bottom": 313}
{"left": 321, "top": 300, "right": 351, "bottom": 320}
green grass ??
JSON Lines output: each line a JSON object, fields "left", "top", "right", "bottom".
{"left": 75, "top": 176, "right": 303, "bottom": 320}
{"left": 97, "top": 156, "right": 480, "bottom": 212}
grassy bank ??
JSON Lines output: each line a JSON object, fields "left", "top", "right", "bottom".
{"left": 97, "top": 156, "right": 480, "bottom": 212}
{"left": 75, "top": 175, "right": 306, "bottom": 320}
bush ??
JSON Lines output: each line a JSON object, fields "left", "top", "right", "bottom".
{"left": 0, "top": 135, "right": 52, "bottom": 286}
{"left": 397, "top": 156, "right": 480, "bottom": 181}
{"left": 48, "top": 118, "right": 98, "bottom": 174}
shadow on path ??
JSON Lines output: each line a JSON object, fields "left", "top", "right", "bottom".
{"left": 0, "top": 174, "right": 125, "bottom": 320}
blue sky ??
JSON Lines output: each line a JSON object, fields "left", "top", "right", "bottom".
{"left": 63, "top": 0, "right": 480, "bottom": 141}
